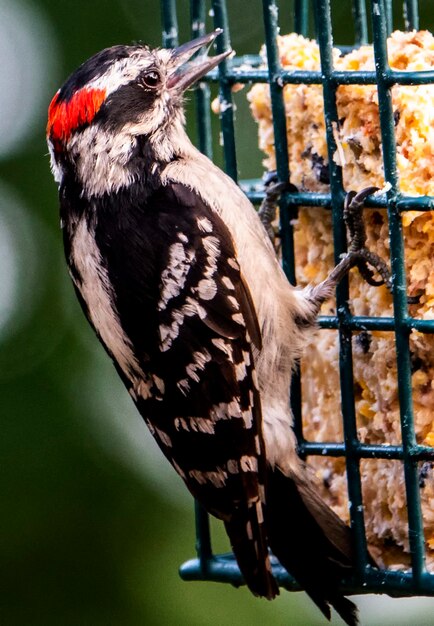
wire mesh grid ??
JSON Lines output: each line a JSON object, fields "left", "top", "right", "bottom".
{"left": 161, "top": 0, "right": 434, "bottom": 596}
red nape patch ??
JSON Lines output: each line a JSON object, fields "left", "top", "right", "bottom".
{"left": 47, "top": 87, "right": 106, "bottom": 146}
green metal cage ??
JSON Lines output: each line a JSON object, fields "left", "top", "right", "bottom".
{"left": 160, "top": 0, "right": 434, "bottom": 598}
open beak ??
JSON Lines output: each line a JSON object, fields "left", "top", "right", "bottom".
{"left": 167, "top": 29, "right": 232, "bottom": 92}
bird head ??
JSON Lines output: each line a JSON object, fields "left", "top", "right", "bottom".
{"left": 47, "top": 30, "right": 231, "bottom": 194}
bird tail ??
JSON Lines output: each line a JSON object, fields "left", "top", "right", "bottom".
{"left": 224, "top": 499, "right": 279, "bottom": 600}
{"left": 265, "top": 466, "right": 359, "bottom": 626}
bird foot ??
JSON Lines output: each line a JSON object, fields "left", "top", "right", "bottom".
{"left": 259, "top": 177, "right": 421, "bottom": 306}
{"left": 328, "top": 186, "right": 392, "bottom": 289}
{"left": 323, "top": 187, "right": 421, "bottom": 305}
{"left": 258, "top": 171, "right": 297, "bottom": 247}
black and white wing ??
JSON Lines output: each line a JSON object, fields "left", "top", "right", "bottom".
{"left": 88, "top": 181, "right": 278, "bottom": 599}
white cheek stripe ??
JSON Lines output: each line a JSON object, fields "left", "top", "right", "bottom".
{"left": 71, "top": 218, "right": 142, "bottom": 380}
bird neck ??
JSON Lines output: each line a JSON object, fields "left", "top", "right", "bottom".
{"left": 59, "top": 115, "right": 196, "bottom": 200}
{"left": 147, "top": 115, "right": 197, "bottom": 164}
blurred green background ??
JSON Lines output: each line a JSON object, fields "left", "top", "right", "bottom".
{"left": 2, "top": 1, "right": 434, "bottom": 624}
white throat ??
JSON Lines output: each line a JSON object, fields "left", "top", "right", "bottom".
{"left": 51, "top": 112, "right": 195, "bottom": 198}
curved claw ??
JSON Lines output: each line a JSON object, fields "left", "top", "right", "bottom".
{"left": 342, "top": 186, "right": 392, "bottom": 288}
{"left": 344, "top": 186, "right": 380, "bottom": 252}
{"left": 264, "top": 181, "right": 294, "bottom": 203}
{"left": 258, "top": 171, "right": 297, "bottom": 247}
{"left": 325, "top": 249, "right": 391, "bottom": 292}
{"left": 314, "top": 187, "right": 393, "bottom": 305}
{"left": 354, "top": 250, "right": 392, "bottom": 289}
{"left": 357, "top": 262, "right": 386, "bottom": 287}
{"left": 344, "top": 186, "right": 380, "bottom": 211}
{"left": 262, "top": 170, "right": 279, "bottom": 188}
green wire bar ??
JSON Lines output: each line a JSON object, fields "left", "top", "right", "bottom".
{"left": 211, "top": 0, "right": 238, "bottom": 182}
{"left": 403, "top": 0, "right": 419, "bottom": 31}
{"left": 189, "top": 0, "right": 215, "bottom": 571}
{"left": 371, "top": 0, "right": 426, "bottom": 586}
{"left": 160, "top": 0, "right": 434, "bottom": 597}
{"left": 261, "top": 0, "right": 306, "bottom": 463}
{"left": 190, "top": 0, "right": 214, "bottom": 160}
{"left": 315, "top": 0, "right": 370, "bottom": 579}
{"left": 352, "top": 0, "right": 368, "bottom": 46}
{"left": 295, "top": 0, "right": 309, "bottom": 36}
{"left": 161, "top": 0, "right": 179, "bottom": 47}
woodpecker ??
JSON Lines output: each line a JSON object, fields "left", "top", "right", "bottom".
{"left": 46, "top": 29, "right": 380, "bottom": 625}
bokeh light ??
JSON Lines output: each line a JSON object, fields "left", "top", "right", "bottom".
{"left": 0, "top": 0, "right": 59, "bottom": 158}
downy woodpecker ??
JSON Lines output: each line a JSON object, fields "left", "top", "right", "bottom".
{"left": 47, "top": 29, "right": 381, "bottom": 625}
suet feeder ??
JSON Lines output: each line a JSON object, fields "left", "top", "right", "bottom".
{"left": 160, "top": 0, "right": 434, "bottom": 597}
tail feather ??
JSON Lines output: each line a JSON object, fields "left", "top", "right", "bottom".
{"left": 224, "top": 500, "right": 279, "bottom": 600}
{"left": 331, "top": 595, "right": 359, "bottom": 626}
{"left": 265, "top": 466, "right": 359, "bottom": 625}
{"left": 294, "top": 474, "right": 354, "bottom": 563}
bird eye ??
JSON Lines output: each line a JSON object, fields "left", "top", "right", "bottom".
{"left": 142, "top": 71, "right": 160, "bottom": 89}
